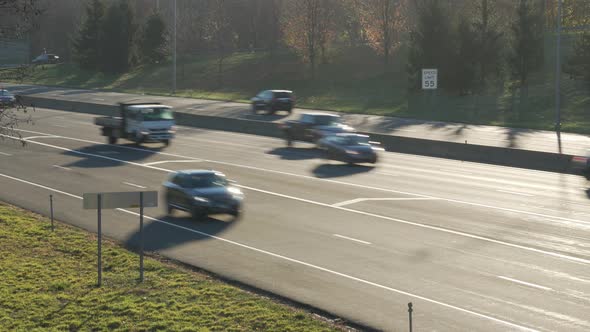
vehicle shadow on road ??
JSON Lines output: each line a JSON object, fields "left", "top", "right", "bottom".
{"left": 311, "top": 163, "right": 375, "bottom": 178}
{"left": 60, "top": 143, "right": 160, "bottom": 168}
{"left": 267, "top": 147, "right": 322, "bottom": 160}
{"left": 124, "top": 213, "right": 240, "bottom": 252}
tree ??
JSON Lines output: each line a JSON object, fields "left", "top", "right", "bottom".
{"left": 73, "top": 0, "right": 105, "bottom": 70}
{"left": 99, "top": 0, "right": 136, "bottom": 73}
{"left": 472, "top": 0, "right": 504, "bottom": 90}
{"left": 406, "top": 0, "right": 455, "bottom": 90}
{"left": 0, "top": 0, "right": 40, "bottom": 144}
{"left": 0, "top": 0, "right": 43, "bottom": 40}
{"left": 453, "top": 16, "right": 479, "bottom": 94}
{"left": 208, "top": 0, "right": 234, "bottom": 87}
{"left": 283, "top": 0, "right": 335, "bottom": 79}
{"left": 358, "top": 0, "right": 407, "bottom": 70}
{"left": 139, "top": 11, "right": 167, "bottom": 64}
{"left": 509, "top": 0, "right": 543, "bottom": 107}
{"left": 565, "top": 33, "right": 590, "bottom": 85}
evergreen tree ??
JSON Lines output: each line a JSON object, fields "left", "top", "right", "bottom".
{"left": 472, "top": 0, "right": 503, "bottom": 90}
{"left": 509, "top": 0, "right": 544, "bottom": 101}
{"left": 73, "top": 0, "right": 105, "bottom": 70}
{"left": 99, "top": 0, "right": 136, "bottom": 73}
{"left": 565, "top": 33, "right": 590, "bottom": 86}
{"left": 139, "top": 12, "right": 167, "bottom": 64}
{"left": 453, "top": 16, "right": 479, "bottom": 94}
{"left": 406, "top": 0, "right": 454, "bottom": 91}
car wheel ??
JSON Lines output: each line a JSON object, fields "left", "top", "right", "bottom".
{"left": 192, "top": 207, "right": 206, "bottom": 221}
{"left": 251, "top": 103, "right": 257, "bottom": 114}
{"left": 108, "top": 136, "right": 117, "bottom": 144}
{"left": 163, "top": 139, "right": 170, "bottom": 147}
{"left": 167, "top": 204, "right": 174, "bottom": 215}
{"left": 285, "top": 133, "right": 293, "bottom": 147}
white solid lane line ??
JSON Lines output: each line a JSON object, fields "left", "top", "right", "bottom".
{"left": 333, "top": 234, "right": 372, "bottom": 245}
{"left": 123, "top": 182, "right": 147, "bottom": 189}
{"left": 9, "top": 127, "right": 590, "bottom": 225}
{"left": 23, "top": 135, "right": 61, "bottom": 140}
{"left": 52, "top": 165, "right": 71, "bottom": 171}
{"left": 0, "top": 170, "right": 540, "bottom": 332}
{"left": 143, "top": 159, "right": 203, "bottom": 166}
{"left": 333, "top": 197, "right": 439, "bottom": 207}
{"left": 0, "top": 152, "right": 12, "bottom": 156}
{"left": 498, "top": 276, "right": 553, "bottom": 291}
{"left": 3, "top": 131, "right": 590, "bottom": 265}
{"left": 496, "top": 190, "right": 535, "bottom": 197}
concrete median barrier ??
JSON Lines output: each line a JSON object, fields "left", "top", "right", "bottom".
{"left": 20, "top": 94, "right": 576, "bottom": 174}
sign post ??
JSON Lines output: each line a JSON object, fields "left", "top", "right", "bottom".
{"left": 83, "top": 191, "right": 157, "bottom": 286}
{"left": 97, "top": 194, "right": 102, "bottom": 287}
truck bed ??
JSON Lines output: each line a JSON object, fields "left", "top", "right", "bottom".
{"left": 94, "top": 116, "right": 123, "bottom": 128}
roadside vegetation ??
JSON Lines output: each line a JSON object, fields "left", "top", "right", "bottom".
{"left": 0, "top": 203, "right": 345, "bottom": 331}
{"left": 4, "top": 0, "right": 590, "bottom": 133}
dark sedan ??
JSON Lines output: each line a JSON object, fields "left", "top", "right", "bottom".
{"left": 251, "top": 90, "right": 295, "bottom": 115}
{"left": 0, "top": 89, "right": 16, "bottom": 107}
{"left": 163, "top": 170, "right": 244, "bottom": 220}
{"left": 317, "top": 133, "right": 380, "bottom": 164}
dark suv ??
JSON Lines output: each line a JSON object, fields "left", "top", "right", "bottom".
{"left": 251, "top": 90, "right": 295, "bottom": 115}
{"left": 163, "top": 170, "right": 244, "bottom": 220}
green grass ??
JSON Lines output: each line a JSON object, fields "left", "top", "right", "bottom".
{"left": 8, "top": 43, "right": 590, "bottom": 134}
{"left": 0, "top": 203, "right": 344, "bottom": 331}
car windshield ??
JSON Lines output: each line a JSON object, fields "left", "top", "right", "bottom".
{"left": 185, "top": 173, "right": 228, "bottom": 188}
{"left": 142, "top": 108, "right": 174, "bottom": 121}
{"left": 315, "top": 115, "right": 340, "bottom": 125}
{"left": 342, "top": 135, "right": 369, "bottom": 146}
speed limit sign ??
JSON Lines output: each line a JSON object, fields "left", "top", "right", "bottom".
{"left": 422, "top": 69, "right": 437, "bottom": 89}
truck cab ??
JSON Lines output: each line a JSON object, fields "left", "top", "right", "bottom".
{"left": 95, "top": 103, "right": 176, "bottom": 146}
{"left": 123, "top": 104, "right": 175, "bottom": 144}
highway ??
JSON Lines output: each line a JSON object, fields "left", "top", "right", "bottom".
{"left": 1, "top": 107, "right": 590, "bottom": 331}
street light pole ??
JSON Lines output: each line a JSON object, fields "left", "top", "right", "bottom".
{"left": 173, "top": 0, "right": 177, "bottom": 95}
{"left": 555, "top": 0, "right": 562, "bottom": 133}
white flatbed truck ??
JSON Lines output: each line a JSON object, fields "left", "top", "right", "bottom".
{"left": 94, "top": 103, "right": 175, "bottom": 146}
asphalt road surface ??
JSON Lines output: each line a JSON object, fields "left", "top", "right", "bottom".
{"left": 7, "top": 83, "right": 590, "bottom": 155}
{"left": 1, "top": 107, "right": 590, "bottom": 331}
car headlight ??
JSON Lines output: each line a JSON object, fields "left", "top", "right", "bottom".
{"left": 140, "top": 130, "right": 150, "bottom": 136}
{"left": 345, "top": 149, "right": 359, "bottom": 155}
{"left": 228, "top": 187, "right": 244, "bottom": 199}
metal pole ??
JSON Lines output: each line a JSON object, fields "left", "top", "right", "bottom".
{"left": 172, "top": 0, "right": 177, "bottom": 95}
{"left": 97, "top": 194, "right": 102, "bottom": 287}
{"left": 555, "top": 0, "right": 562, "bottom": 133}
{"left": 139, "top": 192, "right": 144, "bottom": 282}
{"left": 408, "top": 302, "right": 413, "bottom": 332}
{"left": 49, "top": 194, "right": 54, "bottom": 231}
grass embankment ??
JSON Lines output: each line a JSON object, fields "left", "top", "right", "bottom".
{"left": 0, "top": 203, "right": 344, "bottom": 331}
{"left": 10, "top": 44, "right": 590, "bottom": 134}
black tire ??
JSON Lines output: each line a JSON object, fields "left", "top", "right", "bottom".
{"left": 267, "top": 104, "right": 275, "bottom": 115}
{"left": 192, "top": 207, "right": 207, "bottom": 221}
{"left": 251, "top": 103, "right": 257, "bottom": 114}
{"left": 167, "top": 204, "right": 174, "bottom": 215}
{"left": 163, "top": 139, "right": 170, "bottom": 147}
{"left": 230, "top": 209, "right": 242, "bottom": 220}
{"left": 108, "top": 136, "right": 117, "bottom": 145}
{"left": 285, "top": 133, "right": 293, "bottom": 147}
{"left": 287, "top": 107, "right": 293, "bottom": 114}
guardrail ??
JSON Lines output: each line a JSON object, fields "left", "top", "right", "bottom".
{"left": 19, "top": 94, "right": 578, "bottom": 174}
